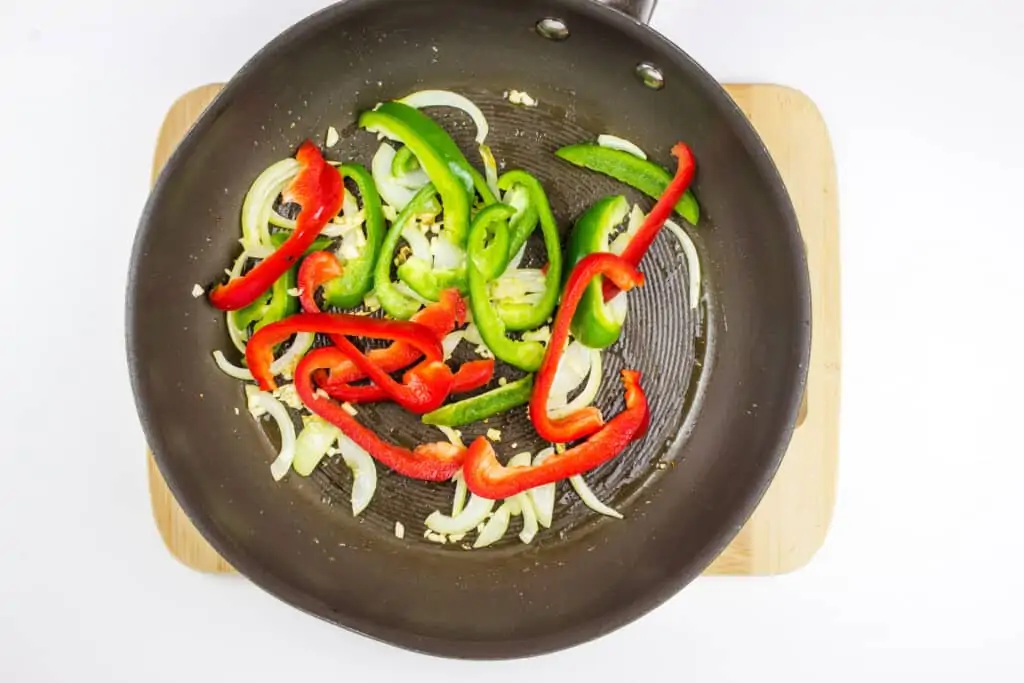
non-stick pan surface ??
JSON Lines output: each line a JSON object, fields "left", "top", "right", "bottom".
{"left": 127, "top": 0, "right": 810, "bottom": 659}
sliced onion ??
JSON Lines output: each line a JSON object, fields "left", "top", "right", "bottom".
{"left": 341, "top": 189, "right": 360, "bottom": 219}
{"left": 338, "top": 433, "right": 377, "bottom": 516}
{"left": 548, "top": 341, "right": 593, "bottom": 410}
{"left": 462, "top": 323, "right": 484, "bottom": 346}
{"left": 520, "top": 325, "right": 551, "bottom": 344}
{"left": 436, "top": 425, "right": 464, "bottom": 448}
{"left": 550, "top": 348, "right": 603, "bottom": 419}
{"left": 490, "top": 268, "right": 546, "bottom": 301}
{"left": 505, "top": 452, "right": 539, "bottom": 544}
{"left": 245, "top": 385, "right": 298, "bottom": 482}
{"left": 570, "top": 475, "right": 623, "bottom": 519}
{"left": 401, "top": 224, "right": 432, "bottom": 262}
{"left": 400, "top": 90, "right": 489, "bottom": 144}
{"left": 225, "top": 251, "right": 252, "bottom": 354}
{"left": 336, "top": 224, "right": 367, "bottom": 261}
{"left": 473, "top": 502, "right": 512, "bottom": 548}
{"left": 610, "top": 204, "right": 646, "bottom": 255}
{"left": 427, "top": 493, "right": 495, "bottom": 535}
{"left": 269, "top": 332, "right": 315, "bottom": 379}
{"left": 507, "top": 243, "right": 527, "bottom": 271}
{"left": 242, "top": 158, "right": 300, "bottom": 248}
{"left": 212, "top": 350, "right": 253, "bottom": 381}
{"left": 528, "top": 448, "right": 556, "bottom": 529}
{"left": 442, "top": 331, "right": 465, "bottom": 360}
{"left": 664, "top": 219, "right": 702, "bottom": 310}
{"left": 431, "top": 235, "right": 465, "bottom": 270}
{"left": 480, "top": 144, "right": 500, "bottom": 197}
{"left": 372, "top": 143, "right": 421, "bottom": 209}
{"left": 292, "top": 415, "right": 341, "bottom": 477}
{"left": 451, "top": 471, "right": 468, "bottom": 516}
{"left": 597, "top": 134, "right": 647, "bottom": 160}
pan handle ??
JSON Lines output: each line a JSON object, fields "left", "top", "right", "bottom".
{"left": 592, "top": 0, "right": 658, "bottom": 24}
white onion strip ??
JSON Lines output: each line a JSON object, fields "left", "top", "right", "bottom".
{"left": 242, "top": 158, "right": 300, "bottom": 248}
{"left": 548, "top": 341, "right": 593, "bottom": 411}
{"left": 528, "top": 448, "right": 556, "bottom": 529}
{"left": 269, "top": 332, "right": 315, "bottom": 378}
{"left": 245, "top": 386, "right": 298, "bottom": 482}
{"left": 442, "top": 331, "right": 465, "bottom": 360}
{"left": 212, "top": 350, "right": 253, "bottom": 381}
{"left": 292, "top": 416, "right": 341, "bottom": 477}
{"left": 480, "top": 144, "right": 500, "bottom": 197}
{"left": 427, "top": 494, "right": 495, "bottom": 535}
{"left": 473, "top": 503, "right": 512, "bottom": 548}
{"left": 550, "top": 348, "right": 603, "bottom": 419}
{"left": 451, "top": 471, "right": 468, "bottom": 516}
{"left": 401, "top": 225, "right": 432, "bottom": 263}
{"left": 597, "top": 134, "right": 647, "bottom": 160}
{"left": 663, "top": 219, "right": 702, "bottom": 310}
{"left": 400, "top": 90, "right": 489, "bottom": 144}
{"left": 371, "top": 143, "right": 421, "bottom": 209}
{"left": 338, "top": 433, "right": 377, "bottom": 516}
{"left": 570, "top": 475, "right": 623, "bottom": 519}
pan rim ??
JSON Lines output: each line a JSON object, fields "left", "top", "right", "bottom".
{"left": 126, "top": 0, "right": 811, "bottom": 660}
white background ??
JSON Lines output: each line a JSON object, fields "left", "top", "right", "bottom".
{"left": 1, "top": 0, "right": 1022, "bottom": 680}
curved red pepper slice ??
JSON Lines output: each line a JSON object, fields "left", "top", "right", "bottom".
{"left": 464, "top": 370, "right": 649, "bottom": 499}
{"left": 317, "top": 289, "right": 466, "bottom": 390}
{"left": 325, "top": 359, "right": 495, "bottom": 404}
{"left": 209, "top": 141, "right": 343, "bottom": 311}
{"left": 244, "top": 312, "right": 443, "bottom": 393}
{"left": 295, "top": 348, "right": 465, "bottom": 482}
{"left": 530, "top": 253, "right": 645, "bottom": 443}
{"left": 298, "top": 251, "right": 344, "bottom": 314}
{"left": 602, "top": 142, "right": 695, "bottom": 301}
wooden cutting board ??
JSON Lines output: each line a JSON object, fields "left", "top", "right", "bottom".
{"left": 145, "top": 82, "right": 840, "bottom": 576}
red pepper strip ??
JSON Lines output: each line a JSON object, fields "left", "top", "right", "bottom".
{"left": 298, "top": 251, "right": 343, "bottom": 314}
{"left": 464, "top": 369, "right": 649, "bottom": 499}
{"left": 530, "top": 253, "right": 646, "bottom": 443}
{"left": 325, "top": 359, "right": 495, "bottom": 404}
{"left": 210, "top": 141, "right": 343, "bottom": 311}
{"left": 601, "top": 142, "right": 695, "bottom": 302}
{"left": 295, "top": 347, "right": 465, "bottom": 481}
{"left": 245, "top": 312, "right": 444, "bottom": 392}
{"left": 318, "top": 289, "right": 467, "bottom": 390}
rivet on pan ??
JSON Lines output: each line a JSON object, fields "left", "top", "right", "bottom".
{"left": 635, "top": 62, "right": 666, "bottom": 90}
{"left": 536, "top": 18, "right": 570, "bottom": 41}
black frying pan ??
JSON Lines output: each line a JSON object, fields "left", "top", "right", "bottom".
{"left": 127, "top": 0, "right": 810, "bottom": 659}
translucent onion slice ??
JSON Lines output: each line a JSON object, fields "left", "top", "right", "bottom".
{"left": 490, "top": 268, "right": 546, "bottom": 300}
{"left": 213, "top": 350, "right": 253, "bottom": 381}
{"left": 426, "top": 493, "right": 495, "bottom": 535}
{"left": 371, "top": 143, "right": 421, "bottom": 209}
{"left": 400, "top": 90, "right": 489, "bottom": 144}
{"left": 431, "top": 235, "right": 465, "bottom": 270}
{"left": 597, "top": 134, "right": 647, "bottom": 160}
{"left": 401, "top": 224, "right": 432, "bottom": 262}
{"left": 663, "top": 219, "right": 702, "bottom": 310}
{"left": 528, "top": 448, "right": 556, "bottom": 529}
{"left": 269, "top": 332, "right": 315, "bottom": 379}
{"left": 242, "top": 158, "right": 300, "bottom": 248}
{"left": 480, "top": 144, "right": 500, "bottom": 197}
{"left": 506, "top": 243, "right": 527, "bottom": 271}
{"left": 451, "top": 471, "right": 468, "bottom": 516}
{"left": 506, "top": 453, "right": 539, "bottom": 544}
{"left": 462, "top": 323, "right": 484, "bottom": 346}
{"left": 570, "top": 475, "right": 623, "bottom": 519}
{"left": 338, "top": 433, "right": 377, "bottom": 516}
{"left": 550, "top": 348, "right": 603, "bottom": 420}
{"left": 442, "top": 331, "right": 465, "bottom": 360}
{"left": 292, "top": 415, "right": 341, "bottom": 477}
{"left": 245, "top": 386, "right": 298, "bottom": 482}
{"left": 473, "top": 503, "right": 512, "bottom": 548}
{"left": 548, "top": 341, "right": 593, "bottom": 410}
{"left": 225, "top": 251, "right": 251, "bottom": 353}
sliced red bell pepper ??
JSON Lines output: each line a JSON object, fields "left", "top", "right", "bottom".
{"left": 317, "top": 289, "right": 466, "bottom": 390}
{"left": 530, "top": 252, "right": 645, "bottom": 443}
{"left": 209, "top": 141, "right": 343, "bottom": 311}
{"left": 298, "top": 251, "right": 343, "bottom": 314}
{"left": 601, "top": 142, "right": 695, "bottom": 301}
{"left": 325, "top": 359, "right": 494, "bottom": 404}
{"left": 464, "top": 369, "right": 650, "bottom": 499}
{"left": 295, "top": 347, "right": 465, "bottom": 481}
{"left": 245, "top": 312, "right": 443, "bottom": 393}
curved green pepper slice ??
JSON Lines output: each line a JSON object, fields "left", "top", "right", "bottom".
{"left": 502, "top": 181, "right": 540, "bottom": 262}
{"left": 564, "top": 195, "right": 631, "bottom": 349}
{"left": 555, "top": 143, "right": 700, "bottom": 226}
{"left": 374, "top": 184, "right": 440, "bottom": 319}
{"left": 396, "top": 258, "right": 468, "bottom": 301}
{"left": 320, "top": 163, "right": 385, "bottom": 309}
{"left": 493, "top": 171, "right": 563, "bottom": 332}
{"left": 422, "top": 374, "right": 534, "bottom": 427}
{"left": 467, "top": 204, "right": 545, "bottom": 372}
{"left": 359, "top": 101, "right": 495, "bottom": 246}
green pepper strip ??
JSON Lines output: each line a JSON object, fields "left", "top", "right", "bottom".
{"left": 359, "top": 101, "right": 495, "bottom": 247}
{"left": 502, "top": 180, "right": 540, "bottom": 261}
{"left": 320, "top": 163, "right": 385, "bottom": 309}
{"left": 396, "top": 258, "right": 468, "bottom": 301}
{"left": 421, "top": 375, "right": 534, "bottom": 427}
{"left": 374, "top": 184, "right": 440, "bottom": 319}
{"left": 231, "top": 232, "right": 332, "bottom": 337}
{"left": 554, "top": 143, "right": 700, "bottom": 226}
{"left": 493, "top": 171, "right": 563, "bottom": 332}
{"left": 467, "top": 204, "right": 546, "bottom": 372}
{"left": 564, "top": 195, "right": 631, "bottom": 349}
{"left": 391, "top": 145, "right": 419, "bottom": 176}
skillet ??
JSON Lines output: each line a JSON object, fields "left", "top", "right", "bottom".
{"left": 127, "top": 0, "right": 811, "bottom": 659}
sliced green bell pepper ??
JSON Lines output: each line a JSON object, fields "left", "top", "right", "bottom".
{"left": 391, "top": 145, "right": 419, "bottom": 177}
{"left": 359, "top": 101, "right": 495, "bottom": 246}
{"left": 322, "top": 163, "right": 385, "bottom": 309}
{"left": 555, "top": 143, "right": 700, "bottom": 225}
{"left": 564, "top": 195, "right": 631, "bottom": 349}
{"left": 421, "top": 374, "right": 534, "bottom": 427}
{"left": 374, "top": 183, "right": 440, "bottom": 319}
{"left": 467, "top": 204, "right": 546, "bottom": 372}
{"left": 396, "top": 258, "right": 468, "bottom": 301}
{"left": 493, "top": 171, "right": 563, "bottom": 332}
{"left": 502, "top": 180, "right": 540, "bottom": 262}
